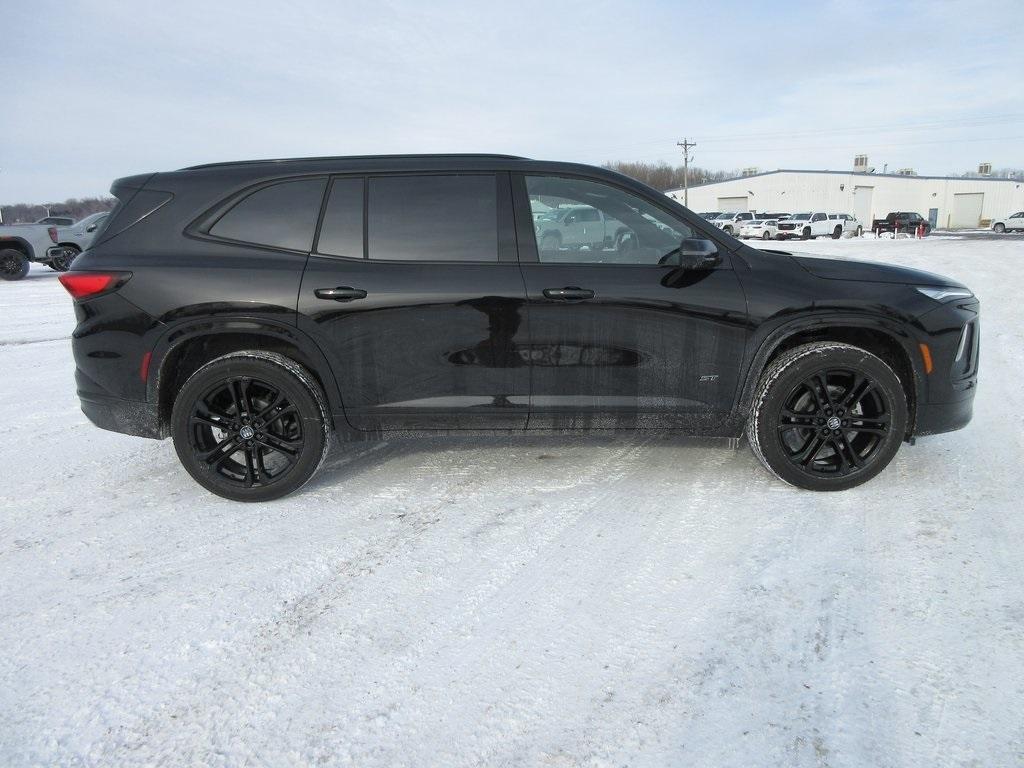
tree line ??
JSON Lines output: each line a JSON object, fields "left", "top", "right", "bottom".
{"left": 602, "top": 161, "right": 738, "bottom": 191}
{"left": 0, "top": 196, "right": 116, "bottom": 225}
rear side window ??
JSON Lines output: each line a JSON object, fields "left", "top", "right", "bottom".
{"left": 316, "top": 178, "right": 364, "bottom": 258}
{"left": 367, "top": 175, "right": 498, "bottom": 262}
{"left": 210, "top": 178, "right": 326, "bottom": 251}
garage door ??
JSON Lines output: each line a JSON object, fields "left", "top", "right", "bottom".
{"left": 717, "top": 197, "right": 748, "bottom": 212}
{"left": 950, "top": 193, "right": 984, "bottom": 229}
{"left": 853, "top": 186, "right": 874, "bottom": 226}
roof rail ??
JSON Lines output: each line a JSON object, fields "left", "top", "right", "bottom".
{"left": 180, "top": 153, "right": 529, "bottom": 171}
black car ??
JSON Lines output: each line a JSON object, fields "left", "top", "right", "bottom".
{"left": 59, "top": 155, "right": 979, "bottom": 501}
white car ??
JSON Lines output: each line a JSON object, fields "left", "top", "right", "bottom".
{"left": 992, "top": 211, "right": 1024, "bottom": 233}
{"left": 776, "top": 212, "right": 842, "bottom": 240}
{"left": 710, "top": 211, "right": 755, "bottom": 235}
{"left": 738, "top": 218, "right": 781, "bottom": 240}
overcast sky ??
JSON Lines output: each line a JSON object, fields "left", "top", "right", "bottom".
{"left": 3, "top": 0, "right": 1022, "bottom": 202}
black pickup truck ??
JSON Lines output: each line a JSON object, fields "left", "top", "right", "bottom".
{"left": 872, "top": 211, "right": 930, "bottom": 236}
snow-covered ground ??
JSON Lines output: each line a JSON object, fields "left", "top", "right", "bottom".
{"left": 1, "top": 237, "right": 1021, "bottom": 767}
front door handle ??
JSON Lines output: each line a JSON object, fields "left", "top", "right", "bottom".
{"left": 315, "top": 286, "right": 367, "bottom": 302}
{"left": 543, "top": 287, "right": 594, "bottom": 301}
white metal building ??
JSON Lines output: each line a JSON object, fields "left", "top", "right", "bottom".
{"left": 667, "top": 170, "right": 1024, "bottom": 229}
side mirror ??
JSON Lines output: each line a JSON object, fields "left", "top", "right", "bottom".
{"left": 86, "top": 224, "right": 97, "bottom": 232}
{"left": 674, "top": 238, "right": 720, "bottom": 270}
{"left": 564, "top": 215, "right": 577, "bottom": 225}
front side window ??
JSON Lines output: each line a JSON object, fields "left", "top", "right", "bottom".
{"left": 210, "top": 177, "right": 326, "bottom": 251}
{"left": 368, "top": 175, "right": 498, "bottom": 261}
{"left": 526, "top": 175, "right": 694, "bottom": 265}
{"left": 812, "top": 213, "right": 826, "bottom": 222}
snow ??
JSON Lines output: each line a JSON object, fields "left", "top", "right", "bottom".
{"left": 1, "top": 237, "right": 1022, "bottom": 766}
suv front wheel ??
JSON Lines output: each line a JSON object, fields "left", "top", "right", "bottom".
{"left": 171, "top": 351, "right": 331, "bottom": 501}
{"left": 747, "top": 342, "right": 907, "bottom": 491}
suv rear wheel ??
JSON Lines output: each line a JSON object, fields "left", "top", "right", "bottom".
{"left": 171, "top": 351, "right": 331, "bottom": 501}
{"left": 747, "top": 342, "right": 907, "bottom": 491}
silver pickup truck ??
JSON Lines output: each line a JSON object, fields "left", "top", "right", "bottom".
{"left": 0, "top": 222, "right": 64, "bottom": 280}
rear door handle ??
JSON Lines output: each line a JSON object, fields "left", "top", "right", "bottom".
{"left": 315, "top": 286, "right": 367, "bottom": 302}
{"left": 543, "top": 287, "right": 594, "bottom": 301}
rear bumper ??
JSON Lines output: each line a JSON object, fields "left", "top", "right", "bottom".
{"left": 80, "top": 391, "right": 164, "bottom": 439}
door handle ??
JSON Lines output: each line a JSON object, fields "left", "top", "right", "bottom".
{"left": 543, "top": 287, "right": 594, "bottom": 301}
{"left": 314, "top": 286, "right": 367, "bottom": 302}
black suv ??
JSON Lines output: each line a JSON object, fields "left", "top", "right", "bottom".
{"left": 59, "top": 155, "right": 979, "bottom": 501}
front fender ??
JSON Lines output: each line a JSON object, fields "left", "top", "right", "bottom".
{"left": 734, "top": 311, "right": 925, "bottom": 416}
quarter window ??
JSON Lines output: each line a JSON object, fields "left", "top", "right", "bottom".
{"left": 367, "top": 175, "right": 498, "bottom": 262}
{"left": 210, "top": 178, "right": 326, "bottom": 251}
{"left": 317, "top": 178, "right": 364, "bottom": 258}
{"left": 526, "top": 175, "right": 694, "bottom": 265}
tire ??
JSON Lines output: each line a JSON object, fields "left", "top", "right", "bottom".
{"left": 993, "top": 223, "right": 1005, "bottom": 233}
{"left": 171, "top": 351, "right": 331, "bottom": 502}
{"left": 856, "top": 226, "right": 863, "bottom": 237}
{"left": 746, "top": 342, "right": 907, "bottom": 491}
{"left": 49, "top": 245, "right": 80, "bottom": 272}
{"left": 1, "top": 249, "right": 30, "bottom": 281}
{"left": 831, "top": 225, "right": 842, "bottom": 240}
{"left": 762, "top": 230, "right": 771, "bottom": 240}
{"left": 801, "top": 227, "right": 811, "bottom": 240}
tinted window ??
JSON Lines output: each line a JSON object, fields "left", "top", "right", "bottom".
{"left": 210, "top": 178, "right": 326, "bottom": 251}
{"left": 526, "top": 175, "right": 694, "bottom": 265}
{"left": 317, "top": 178, "right": 364, "bottom": 258}
{"left": 367, "top": 175, "right": 497, "bottom": 261}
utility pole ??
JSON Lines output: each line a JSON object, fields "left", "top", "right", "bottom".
{"left": 677, "top": 139, "right": 696, "bottom": 207}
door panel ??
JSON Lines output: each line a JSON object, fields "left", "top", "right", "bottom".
{"left": 521, "top": 263, "right": 748, "bottom": 429}
{"left": 297, "top": 172, "right": 529, "bottom": 432}
{"left": 517, "top": 173, "right": 749, "bottom": 431}
{"left": 298, "top": 259, "right": 529, "bottom": 431}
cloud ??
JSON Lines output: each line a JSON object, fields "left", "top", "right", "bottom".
{"left": 2, "top": 0, "right": 1022, "bottom": 201}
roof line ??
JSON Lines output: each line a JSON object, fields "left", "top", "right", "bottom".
{"left": 667, "top": 168, "right": 1024, "bottom": 192}
{"left": 181, "top": 153, "right": 529, "bottom": 171}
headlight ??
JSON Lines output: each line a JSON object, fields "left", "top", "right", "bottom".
{"left": 915, "top": 286, "right": 974, "bottom": 302}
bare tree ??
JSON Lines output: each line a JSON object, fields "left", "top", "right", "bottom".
{"left": 0, "top": 196, "right": 117, "bottom": 224}
{"left": 602, "top": 161, "right": 737, "bottom": 191}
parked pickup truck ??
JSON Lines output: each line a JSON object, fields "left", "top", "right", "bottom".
{"left": 830, "top": 213, "right": 864, "bottom": 237}
{"left": 775, "top": 212, "right": 841, "bottom": 240}
{"left": 0, "top": 223, "right": 64, "bottom": 280}
{"left": 535, "top": 204, "right": 630, "bottom": 251}
{"left": 53, "top": 212, "right": 111, "bottom": 269}
{"left": 872, "top": 211, "right": 930, "bottom": 237}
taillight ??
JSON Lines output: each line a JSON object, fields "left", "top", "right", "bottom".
{"left": 48, "top": 226, "right": 58, "bottom": 243}
{"left": 58, "top": 271, "right": 132, "bottom": 300}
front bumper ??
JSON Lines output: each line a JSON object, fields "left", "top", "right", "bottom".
{"left": 913, "top": 298, "right": 980, "bottom": 437}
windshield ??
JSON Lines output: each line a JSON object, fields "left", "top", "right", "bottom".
{"left": 791, "top": 213, "right": 812, "bottom": 221}
{"left": 715, "top": 213, "right": 736, "bottom": 220}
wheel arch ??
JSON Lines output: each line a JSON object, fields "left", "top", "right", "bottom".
{"left": 0, "top": 236, "right": 34, "bottom": 260}
{"left": 736, "top": 317, "right": 922, "bottom": 436}
{"left": 148, "top": 319, "right": 344, "bottom": 433}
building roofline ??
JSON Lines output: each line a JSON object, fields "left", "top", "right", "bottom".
{"left": 667, "top": 168, "right": 1023, "bottom": 193}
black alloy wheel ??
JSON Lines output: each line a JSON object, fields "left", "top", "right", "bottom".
{"left": 747, "top": 342, "right": 907, "bottom": 490}
{"left": 50, "top": 246, "right": 80, "bottom": 272}
{"left": 776, "top": 368, "right": 889, "bottom": 477}
{"left": 171, "top": 353, "right": 329, "bottom": 501}
{"left": 1, "top": 249, "right": 30, "bottom": 281}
